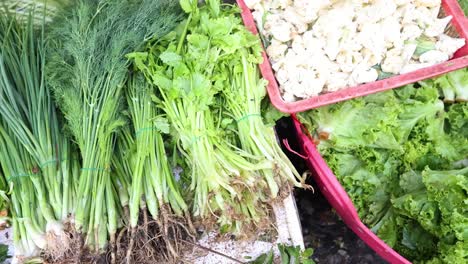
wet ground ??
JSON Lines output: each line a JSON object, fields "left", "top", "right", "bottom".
{"left": 276, "top": 117, "right": 387, "bottom": 264}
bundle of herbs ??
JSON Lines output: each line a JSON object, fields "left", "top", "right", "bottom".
{"left": 0, "top": 9, "right": 80, "bottom": 261}
{"left": 115, "top": 74, "right": 192, "bottom": 264}
{"left": 46, "top": 0, "right": 184, "bottom": 259}
{"left": 129, "top": 0, "right": 304, "bottom": 236}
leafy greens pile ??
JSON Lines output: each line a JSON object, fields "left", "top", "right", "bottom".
{"left": 298, "top": 68, "right": 468, "bottom": 263}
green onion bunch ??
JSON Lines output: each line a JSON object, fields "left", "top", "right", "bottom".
{"left": 0, "top": 10, "right": 80, "bottom": 257}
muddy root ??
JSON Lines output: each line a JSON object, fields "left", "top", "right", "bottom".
{"left": 42, "top": 223, "right": 106, "bottom": 264}
{"left": 115, "top": 207, "right": 194, "bottom": 264}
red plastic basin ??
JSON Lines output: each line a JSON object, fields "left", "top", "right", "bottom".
{"left": 237, "top": 0, "right": 468, "bottom": 113}
{"left": 291, "top": 115, "right": 411, "bottom": 264}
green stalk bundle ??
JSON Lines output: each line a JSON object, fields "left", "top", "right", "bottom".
{"left": 46, "top": 0, "right": 184, "bottom": 251}
{"left": 221, "top": 50, "right": 306, "bottom": 198}
{"left": 0, "top": 8, "right": 79, "bottom": 258}
{"left": 125, "top": 74, "right": 187, "bottom": 228}
{"left": 0, "top": 122, "right": 46, "bottom": 257}
{"left": 129, "top": 0, "right": 304, "bottom": 233}
{"left": 117, "top": 74, "right": 189, "bottom": 262}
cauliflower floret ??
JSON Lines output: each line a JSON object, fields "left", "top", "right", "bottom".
{"left": 291, "top": 35, "right": 305, "bottom": 54}
{"left": 357, "top": 23, "right": 386, "bottom": 60}
{"left": 271, "top": 21, "right": 294, "bottom": 42}
{"left": 336, "top": 51, "right": 364, "bottom": 73}
{"left": 284, "top": 75, "right": 324, "bottom": 99}
{"left": 283, "top": 48, "right": 308, "bottom": 69}
{"left": 381, "top": 48, "right": 405, "bottom": 74}
{"left": 285, "top": 66, "right": 309, "bottom": 85}
{"left": 339, "top": 23, "right": 362, "bottom": 52}
{"left": 356, "top": 0, "right": 397, "bottom": 24}
{"left": 402, "top": 43, "right": 418, "bottom": 61}
{"left": 351, "top": 66, "right": 379, "bottom": 84}
{"left": 361, "top": 48, "right": 384, "bottom": 67}
{"left": 294, "top": 0, "right": 332, "bottom": 23}
{"left": 336, "top": 51, "right": 354, "bottom": 73}
{"left": 419, "top": 50, "right": 449, "bottom": 64}
{"left": 264, "top": 14, "right": 294, "bottom": 42}
{"left": 312, "top": 54, "right": 340, "bottom": 78}
{"left": 282, "top": 80, "right": 300, "bottom": 98}
{"left": 401, "top": 23, "right": 423, "bottom": 40}
{"left": 357, "top": 68, "right": 379, "bottom": 84}
{"left": 271, "top": 59, "right": 285, "bottom": 72}
{"left": 302, "top": 31, "right": 324, "bottom": 51}
{"left": 263, "top": 13, "right": 280, "bottom": 32}
{"left": 321, "top": 63, "right": 342, "bottom": 80}
{"left": 376, "top": 0, "right": 398, "bottom": 17}
{"left": 301, "top": 74, "right": 327, "bottom": 97}
{"left": 326, "top": 72, "right": 350, "bottom": 92}
{"left": 435, "top": 34, "right": 466, "bottom": 57}
{"left": 400, "top": 4, "right": 416, "bottom": 24}
{"left": 305, "top": 52, "right": 324, "bottom": 69}
{"left": 282, "top": 7, "right": 309, "bottom": 33}
{"left": 282, "top": 91, "right": 296, "bottom": 102}
{"left": 424, "top": 16, "right": 452, "bottom": 37}
{"left": 400, "top": 62, "right": 434, "bottom": 73}
{"left": 266, "top": 40, "right": 288, "bottom": 60}
{"left": 276, "top": 67, "right": 290, "bottom": 85}
{"left": 323, "top": 34, "right": 341, "bottom": 61}
{"left": 313, "top": 2, "right": 355, "bottom": 37}
{"left": 414, "top": 0, "right": 441, "bottom": 8}
{"left": 381, "top": 16, "right": 402, "bottom": 47}
{"left": 414, "top": 6, "right": 439, "bottom": 26}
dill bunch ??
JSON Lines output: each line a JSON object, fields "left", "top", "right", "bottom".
{"left": 47, "top": 0, "right": 184, "bottom": 251}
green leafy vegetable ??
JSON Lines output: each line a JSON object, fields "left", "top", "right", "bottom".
{"left": 298, "top": 68, "right": 468, "bottom": 263}
{"left": 129, "top": 0, "right": 303, "bottom": 233}
{"left": 0, "top": 243, "right": 9, "bottom": 262}
{"left": 249, "top": 244, "right": 315, "bottom": 264}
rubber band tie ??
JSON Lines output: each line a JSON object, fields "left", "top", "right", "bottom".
{"left": 236, "top": 113, "right": 262, "bottom": 123}
{"left": 39, "top": 157, "right": 80, "bottom": 169}
{"left": 39, "top": 158, "right": 59, "bottom": 169}
{"left": 135, "top": 126, "right": 159, "bottom": 137}
{"left": 81, "top": 165, "right": 111, "bottom": 172}
{"left": 191, "top": 135, "right": 204, "bottom": 144}
{"left": 8, "top": 172, "right": 39, "bottom": 181}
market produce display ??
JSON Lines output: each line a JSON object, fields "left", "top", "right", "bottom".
{"left": 0, "top": 0, "right": 305, "bottom": 263}
{"left": 245, "top": 0, "right": 466, "bottom": 101}
{"left": 1, "top": 0, "right": 467, "bottom": 263}
{"left": 297, "top": 68, "right": 468, "bottom": 263}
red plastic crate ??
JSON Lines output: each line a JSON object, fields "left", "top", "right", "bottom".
{"left": 291, "top": 115, "right": 411, "bottom": 264}
{"left": 237, "top": 0, "right": 468, "bottom": 113}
